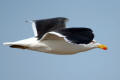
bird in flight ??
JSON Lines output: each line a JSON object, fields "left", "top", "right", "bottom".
{"left": 3, "top": 17, "right": 107, "bottom": 55}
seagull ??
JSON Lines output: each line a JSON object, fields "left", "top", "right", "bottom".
{"left": 3, "top": 17, "right": 107, "bottom": 55}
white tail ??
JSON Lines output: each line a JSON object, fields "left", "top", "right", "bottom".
{"left": 3, "top": 42, "right": 29, "bottom": 49}
{"left": 3, "top": 38, "right": 37, "bottom": 49}
{"left": 3, "top": 42, "right": 15, "bottom": 46}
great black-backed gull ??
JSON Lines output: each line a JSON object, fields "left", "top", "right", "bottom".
{"left": 3, "top": 17, "right": 107, "bottom": 55}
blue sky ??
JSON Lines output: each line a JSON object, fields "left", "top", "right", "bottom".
{"left": 0, "top": 0, "right": 120, "bottom": 80}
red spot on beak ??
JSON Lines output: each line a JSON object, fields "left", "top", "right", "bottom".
{"left": 98, "top": 44, "right": 108, "bottom": 50}
{"left": 103, "top": 47, "right": 107, "bottom": 50}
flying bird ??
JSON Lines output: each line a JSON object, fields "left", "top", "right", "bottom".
{"left": 3, "top": 17, "right": 107, "bottom": 55}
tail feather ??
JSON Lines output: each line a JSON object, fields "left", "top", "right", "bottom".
{"left": 3, "top": 42, "right": 15, "bottom": 46}
{"left": 3, "top": 42, "right": 28, "bottom": 49}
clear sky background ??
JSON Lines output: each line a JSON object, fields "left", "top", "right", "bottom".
{"left": 0, "top": 0, "right": 120, "bottom": 80}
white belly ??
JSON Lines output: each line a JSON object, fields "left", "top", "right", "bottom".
{"left": 32, "top": 40, "right": 91, "bottom": 55}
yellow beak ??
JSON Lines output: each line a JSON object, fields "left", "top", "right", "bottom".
{"left": 98, "top": 44, "right": 108, "bottom": 50}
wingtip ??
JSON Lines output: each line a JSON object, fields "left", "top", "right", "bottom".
{"left": 25, "top": 20, "right": 34, "bottom": 23}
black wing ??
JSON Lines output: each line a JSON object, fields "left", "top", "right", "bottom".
{"left": 32, "top": 17, "right": 68, "bottom": 39}
{"left": 55, "top": 28, "right": 94, "bottom": 44}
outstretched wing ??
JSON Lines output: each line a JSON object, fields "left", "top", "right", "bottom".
{"left": 32, "top": 17, "right": 68, "bottom": 39}
{"left": 55, "top": 28, "right": 94, "bottom": 44}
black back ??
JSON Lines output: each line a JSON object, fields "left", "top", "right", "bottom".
{"left": 55, "top": 28, "right": 94, "bottom": 44}
{"left": 34, "top": 17, "right": 68, "bottom": 39}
